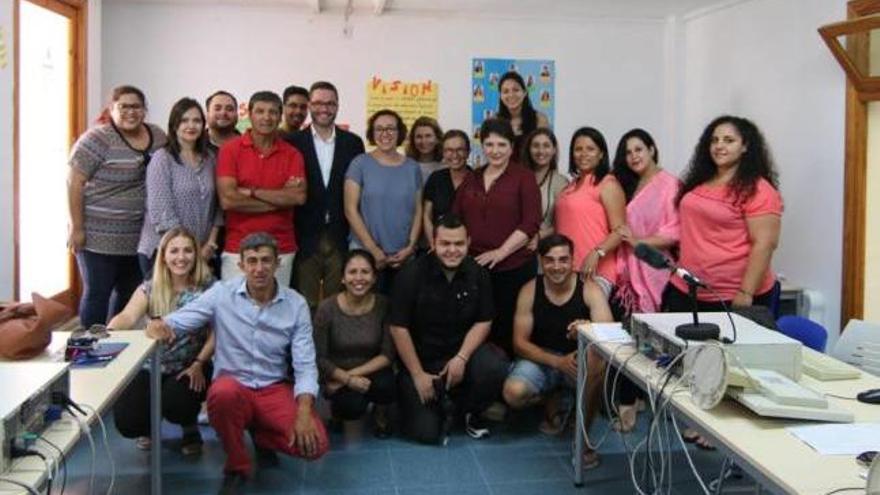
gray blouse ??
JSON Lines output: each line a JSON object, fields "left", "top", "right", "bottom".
{"left": 138, "top": 147, "right": 221, "bottom": 256}
{"left": 69, "top": 123, "right": 167, "bottom": 255}
{"left": 313, "top": 294, "right": 394, "bottom": 381}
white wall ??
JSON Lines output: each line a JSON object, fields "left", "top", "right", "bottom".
{"left": 101, "top": 3, "right": 668, "bottom": 160}
{"left": 0, "top": 1, "right": 14, "bottom": 301}
{"left": 677, "top": 0, "right": 848, "bottom": 345}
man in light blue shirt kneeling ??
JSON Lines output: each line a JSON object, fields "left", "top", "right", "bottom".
{"left": 147, "top": 232, "right": 328, "bottom": 495}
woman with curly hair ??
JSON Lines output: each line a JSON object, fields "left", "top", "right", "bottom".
{"left": 662, "top": 115, "right": 782, "bottom": 312}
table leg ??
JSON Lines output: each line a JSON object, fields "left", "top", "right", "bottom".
{"left": 150, "top": 346, "right": 162, "bottom": 495}
{"left": 573, "top": 334, "right": 584, "bottom": 487}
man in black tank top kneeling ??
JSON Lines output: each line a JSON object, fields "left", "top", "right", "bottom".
{"left": 502, "top": 234, "right": 612, "bottom": 469}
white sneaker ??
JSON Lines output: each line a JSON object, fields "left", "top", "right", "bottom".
{"left": 465, "top": 413, "right": 490, "bottom": 439}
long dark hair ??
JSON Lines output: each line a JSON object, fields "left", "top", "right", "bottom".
{"left": 166, "top": 97, "right": 208, "bottom": 163}
{"left": 612, "top": 128, "right": 659, "bottom": 202}
{"left": 496, "top": 71, "right": 537, "bottom": 137}
{"left": 520, "top": 128, "right": 558, "bottom": 171}
{"left": 677, "top": 115, "right": 778, "bottom": 206}
{"left": 568, "top": 127, "right": 610, "bottom": 186}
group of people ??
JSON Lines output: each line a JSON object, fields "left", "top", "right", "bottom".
{"left": 66, "top": 72, "right": 782, "bottom": 494}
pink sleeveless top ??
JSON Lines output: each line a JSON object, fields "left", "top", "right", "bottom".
{"left": 554, "top": 174, "right": 619, "bottom": 284}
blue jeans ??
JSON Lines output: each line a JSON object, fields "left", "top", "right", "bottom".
{"left": 76, "top": 250, "right": 143, "bottom": 327}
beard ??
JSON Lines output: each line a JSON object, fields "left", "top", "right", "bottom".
{"left": 210, "top": 121, "right": 237, "bottom": 134}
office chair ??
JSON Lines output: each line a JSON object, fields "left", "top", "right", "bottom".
{"left": 776, "top": 315, "right": 828, "bottom": 352}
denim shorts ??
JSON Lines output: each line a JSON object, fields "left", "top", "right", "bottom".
{"left": 508, "top": 356, "right": 574, "bottom": 395}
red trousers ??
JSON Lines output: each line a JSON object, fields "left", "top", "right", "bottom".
{"left": 207, "top": 375, "right": 329, "bottom": 475}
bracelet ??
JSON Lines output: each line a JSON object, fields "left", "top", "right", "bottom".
{"left": 455, "top": 353, "right": 468, "bottom": 363}
{"left": 593, "top": 247, "right": 606, "bottom": 258}
{"left": 737, "top": 289, "right": 753, "bottom": 297}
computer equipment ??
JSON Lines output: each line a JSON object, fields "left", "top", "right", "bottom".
{"left": 631, "top": 312, "right": 803, "bottom": 380}
{"left": 747, "top": 369, "right": 828, "bottom": 408}
{"left": 833, "top": 320, "right": 880, "bottom": 377}
{"left": 857, "top": 388, "right": 880, "bottom": 404}
{"left": 0, "top": 361, "right": 70, "bottom": 473}
{"left": 803, "top": 349, "right": 862, "bottom": 381}
{"left": 631, "top": 313, "right": 855, "bottom": 422}
{"left": 727, "top": 387, "right": 854, "bottom": 423}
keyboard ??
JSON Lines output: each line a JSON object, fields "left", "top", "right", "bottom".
{"left": 802, "top": 350, "right": 862, "bottom": 381}
{"left": 748, "top": 368, "right": 828, "bottom": 408}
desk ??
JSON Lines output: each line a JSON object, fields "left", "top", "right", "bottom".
{"left": 573, "top": 325, "right": 880, "bottom": 494}
{"left": 0, "top": 331, "right": 162, "bottom": 495}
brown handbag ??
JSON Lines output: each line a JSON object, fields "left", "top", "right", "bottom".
{"left": 0, "top": 293, "right": 72, "bottom": 360}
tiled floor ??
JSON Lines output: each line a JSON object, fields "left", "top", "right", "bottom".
{"left": 59, "top": 410, "right": 733, "bottom": 494}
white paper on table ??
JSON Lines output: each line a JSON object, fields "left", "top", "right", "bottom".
{"left": 589, "top": 323, "right": 634, "bottom": 343}
{"left": 787, "top": 423, "right": 880, "bottom": 455}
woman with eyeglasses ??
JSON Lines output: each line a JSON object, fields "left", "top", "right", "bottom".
{"left": 137, "top": 97, "right": 221, "bottom": 279}
{"left": 68, "top": 85, "right": 167, "bottom": 328}
{"left": 422, "top": 129, "right": 473, "bottom": 251}
{"left": 344, "top": 109, "right": 422, "bottom": 294}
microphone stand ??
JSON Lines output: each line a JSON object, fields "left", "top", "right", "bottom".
{"left": 674, "top": 278, "right": 720, "bottom": 341}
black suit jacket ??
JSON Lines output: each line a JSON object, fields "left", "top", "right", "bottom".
{"left": 285, "top": 126, "right": 365, "bottom": 258}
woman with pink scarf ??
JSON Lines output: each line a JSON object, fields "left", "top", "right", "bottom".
{"left": 612, "top": 129, "right": 680, "bottom": 314}
{"left": 610, "top": 129, "right": 680, "bottom": 432}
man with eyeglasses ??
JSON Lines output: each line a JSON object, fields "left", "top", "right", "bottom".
{"left": 284, "top": 81, "right": 366, "bottom": 311}
{"left": 390, "top": 214, "right": 509, "bottom": 444}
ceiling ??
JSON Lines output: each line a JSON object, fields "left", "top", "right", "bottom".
{"left": 102, "top": 0, "right": 737, "bottom": 20}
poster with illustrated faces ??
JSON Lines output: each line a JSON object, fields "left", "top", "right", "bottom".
{"left": 471, "top": 58, "right": 555, "bottom": 167}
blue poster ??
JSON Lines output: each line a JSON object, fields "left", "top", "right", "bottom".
{"left": 471, "top": 58, "right": 555, "bottom": 165}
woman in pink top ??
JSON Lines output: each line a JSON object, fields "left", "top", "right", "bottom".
{"left": 554, "top": 127, "right": 626, "bottom": 295}
{"left": 610, "top": 129, "right": 680, "bottom": 432}
{"left": 612, "top": 129, "right": 680, "bottom": 314}
{"left": 662, "top": 115, "right": 782, "bottom": 311}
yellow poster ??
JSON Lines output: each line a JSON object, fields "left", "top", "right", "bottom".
{"left": 0, "top": 26, "right": 8, "bottom": 70}
{"left": 366, "top": 76, "right": 439, "bottom": 133}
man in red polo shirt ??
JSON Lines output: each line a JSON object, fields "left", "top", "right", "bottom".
{"left": 216, "top": 91, "right": 307, "bottom": 287}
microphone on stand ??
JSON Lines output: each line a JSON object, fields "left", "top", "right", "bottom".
{"left": 633, "top": 243, "right": 707, "bottom": 288}
{"left": 633, "top": 243, "right": 721, "bottom": 342}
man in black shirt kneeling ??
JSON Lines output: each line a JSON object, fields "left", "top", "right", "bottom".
{"left": 390, "top": 214, "right": 509, "bottom": 444}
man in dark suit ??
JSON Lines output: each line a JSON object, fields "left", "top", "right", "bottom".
{"left": 284, "top": 81, "right": 365, "bottom": 311}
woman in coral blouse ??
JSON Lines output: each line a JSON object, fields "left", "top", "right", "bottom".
{"left": 662, "top": 115, "right": 782, "bottom": 311}
{"left": 554, "top": 127, "right": 626, "bottom": 296}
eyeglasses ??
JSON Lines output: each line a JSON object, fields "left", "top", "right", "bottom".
{"left": 116, "top": 103, "right": 144, "bottom": 113}
{"left": 443, "top": 148, "right": 468, "bottom": 155}
{"left": 310, "top": 101, "right": 338, "bottom": 109}
{"left": 374, "top": 126, "right": 398, "bottom": 135}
